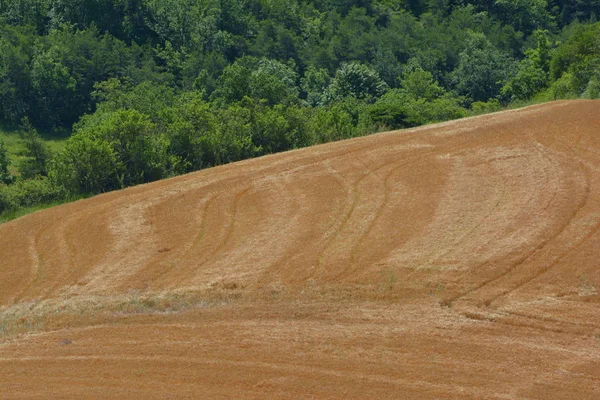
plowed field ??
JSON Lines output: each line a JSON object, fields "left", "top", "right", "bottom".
{"left": 1, "top": 101, "right": 600, "bottom": 399}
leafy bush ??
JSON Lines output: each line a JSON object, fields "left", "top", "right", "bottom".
{"left": 583, "top": 78, "right": 600, "bottom": 99}
{"left": 0, "top": 184, "right": 17, "bottom": 214}
{"left": 51, "top": 134, "right": 120, "bottom": 195}
{"left": 368, "top": 67, "right": 467, "bottom": 130}
{"left": 548, "top": 73, "right": 578, "bottom": 99}
{"left": 0, "top": 139, "right": 11, "bottom": 184}
{"left": 18, "top": 118, "right": 52, "bottom": 179}
{"left": 471, "top": 99, "right": 502, "bottom": 115}
{"left": 0, "top": 177, "right": 65, "bottom": 214}
{"left": 166, "top": 95, "right": 251, "bottom": 172}
{"left": 53, "top": 109, "right": 169, "bottom": 195}
{"left": 309, "top": 102, "right": 358, "bottom": 143}
{"left": 502, "top": 30, "right": 551, "bottom": 101}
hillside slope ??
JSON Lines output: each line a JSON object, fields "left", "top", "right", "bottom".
{"left": 1, "top": 101, "right": 600, "bottom": 399}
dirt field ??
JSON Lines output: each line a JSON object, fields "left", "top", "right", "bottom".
{"left": 1, "top": 101, "right": 599, "bottom": 399}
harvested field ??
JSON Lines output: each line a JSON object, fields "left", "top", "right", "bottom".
{"left": 1, "top": 100, "right": 600, "bottom": 399}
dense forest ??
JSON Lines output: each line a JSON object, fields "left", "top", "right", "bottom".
{"left": 1, "top": 0, "right": 600, "bottom": 218}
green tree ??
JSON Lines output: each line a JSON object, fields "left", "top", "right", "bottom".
{"left": 369, "top": 65, "right": 466, "bottom": 129}
{"left": 326, "top": 61, "right": 388, "bottom": 102}
{"left": 301, "top": 65, "right": 331, "bottom": 106}
{"left": 398, "top": 67, "right": 445, "bottom": 101}
{"left": 212, "top": 57, "right": 299, "bottom": 105}
{"left": 371, "top": 48, "right": 403, "bottom": 88}
{"left": 165, "top": 94, "right": 238, "bottom": 172}
{"left": 452, "top": 32, "right": 516, "bottom": 102}
{"left": 92, "top": 78, "right": 177, "bottom": 120}
{"left": 30, "top": 45, "right": 77, "bottom": 128}
{"left": 309, "top": 101, "right": 359, "bottom": 143}
{"left": 211, "top": 57, "right": 254, "bottom": 104}
{"left": 18, "top": 118, "right": 51, "bottom": 179}
{"left": 0, "top": 0, "right": 51, "bottom": 32}
{"left": 51, "top": 134, "right": 120, "bottom": 194}
{"left": 0, "top": 138, "right": 11, "bottom": 184}
{"left": 57, "top": 109, "right": 169, "bottom": 193}
{"left": 0, "top": 26, "right": 34, "bottom": 123}
{"left": 249, "top": 58, "right": 299, "bottom": 105}
{"left": 549, "top": 22, "right": 600, "bottom": 97}
{"left": 501, "top": 30, "right": 551, "bottom": 100}
{"left": 494, "top": 0, "right": 553, "bottom": 33}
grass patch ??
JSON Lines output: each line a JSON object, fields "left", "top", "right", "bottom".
{"left": 0, "top": 199, "right": 76, "bottom": 224}
{"left": 0, "top": 129, "right": 68, "bottom": 176}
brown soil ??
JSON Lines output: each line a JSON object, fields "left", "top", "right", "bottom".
{"left": 1, "top": 100, "right": 600, "bottom": 399}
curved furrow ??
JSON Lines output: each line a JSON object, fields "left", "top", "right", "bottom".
{"left": 443, "top": 147, "right": 587, "bottom": 307}
{"left": 445, "top": 143, "right": 557, "bottom": 293}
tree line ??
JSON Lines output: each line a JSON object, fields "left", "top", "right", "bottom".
{"left": 1, "top": 0, "right": 599, "bottom": 216}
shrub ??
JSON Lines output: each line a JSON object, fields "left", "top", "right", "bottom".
{"left": 0, "top": 139, "right": 12, "bottom": 184}
{"left": 18, "top": 118, "right": 52, "bottom": 179}
{"left": 0, "top": 184, "right": 17, "bottom": 214}
{"left": 53, "top": 109, "right": 170, "bottom": 195}
{"left": 0, "top": 177, "right": 65, "bottom": 214}
{"left": 471, "top": 99, "right": 502, "bottom": 115}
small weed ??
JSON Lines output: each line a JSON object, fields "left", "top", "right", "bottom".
{"left": 379, "top": 269, "right": 397, "bottom": 291}
{"left": 440, "top": 299, "right": 453, "bottom": 309}
{"left": 429, "top": 282, "right": 446, "bottom": 297}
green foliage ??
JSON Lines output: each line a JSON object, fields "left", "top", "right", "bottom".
{"left": 583, "top": 77, "right": 600, "bottom": 99}
{"left": 30, "top": 44, "right": 77, "bottom": 128}
{"left": 249, "top": 58, "right": 299, "bottom": 105}
{"left": 453, "top": 32, "right": 516, "bottom": 102}
{"left": 326, "top": 62, "right": 388, "bottom": 102}
{"left": 51, "top": 133, "right": 120, "bottom": 194}
{"left": 549, "top": 22, "right": 600, "bottom": 96}
{"left": 501, "top": 58, "right": 548, "bottom": 100}
{"left": 547, "top": 72, "right": 578, "bottom": 99}
{"left": 0, "top": 176, "right": 64, "bottom": 214}
{"left": 18, "top": 118, "right": 51, "bottom": 179}
{"left": 212, "top": 57, "right": 299, "bottom": 105}
{"left": 310, "top": 102, "right": 358, "bottom": 143}
{"left": 370, "top": 89, "right": 466, "bottom": 129}
{"left": 92, "top": 78, "right": 177, "bottom": 119}
{"left": 211, "top": 58, "right": 253, "bottom": 104}
{"left": 0, "top": 25, "right": 33, "bottom": 123}
{"left": 369, "top": 66, "right": 467, "bottom": 129}
{"left": 502, "top": 30, "right": 551, "bottom": 100}
{"left": 371, "top": 48, "right": 403, "bottom": 88}
{"left": 301, "top": 66, "right": 331, "bottom": 106}
{"left": 54, "top": 109, "right": 169, "bottom": 194}
{"left": 494, "top": 0, "right": 553, "bottom": 34}
{"left": 398, "top": 66, "right": 445, "bottom": 101}
{"left": 368, "top": 92, "right": 410, "bottom": 129}
{"left": 165, "top": 94, "right": 252, "bottom": 172}
{"left": 0, "top": 138, "right": 11, "bottom": 183}
{"left": 470, "top": 98, "right": 502, "bottom": 114}
{"left": 249, "top": 103, "right": 314, "bottom": 154}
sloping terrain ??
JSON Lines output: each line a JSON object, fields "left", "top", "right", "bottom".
{"left": 1, "top": 100, "right": 600, "bottom": 399}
